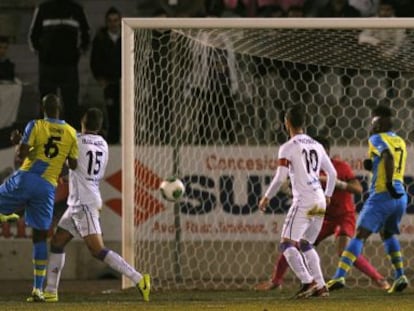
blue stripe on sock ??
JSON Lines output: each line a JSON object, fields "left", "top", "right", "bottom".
{"left": 333, "top": 238, "right": 363, "bottom": 279}
{"left": 33, "top": 241, "right": 48, "bottom": 290}
{"left": 384, "top": 236, "right": 404, "bottom": 278}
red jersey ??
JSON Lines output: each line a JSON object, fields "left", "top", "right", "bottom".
{"left": 324, "top": 158, "right": 356, "bottom": 218}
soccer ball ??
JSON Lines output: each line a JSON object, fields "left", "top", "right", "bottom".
{"left": 159, "top": 177, "right": 185, "bottom": 202}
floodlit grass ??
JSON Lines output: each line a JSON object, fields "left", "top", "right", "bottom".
{"left": 1, "top": 286, "right": 414, "bottom": 311}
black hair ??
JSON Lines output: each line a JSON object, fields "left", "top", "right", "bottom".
{"left": 372, "top": 105, "right": 393, "bottom": 131}
{"left": 372, "top": 105, "right": 393, "bottom": 118}
{"left": 313, "top": 136, "right": 330, "bottom": 152}
{"left": 285, "top": 104, "right": 305, "bottom": 128}
{"left": 42, "top": 94, "right": 61, "bottom": 117}
{"left": 105, "top": 6, "right": 121, "bottom": 20}
{"left": 83, "top": 108, "right": 103, "bottom": 132}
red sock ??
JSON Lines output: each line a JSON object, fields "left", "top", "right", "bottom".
{"left": 354, "top": 255, "right": 383, "bottom": 280}
{"left": 1, "top": 223, "right": 11, "bottom": 238}
{"left": 271, "top": 253, "right": 289, "bottom": 285}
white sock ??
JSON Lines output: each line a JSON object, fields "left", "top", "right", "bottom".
{"left": 103, "top": 250, "right": 142, "bottom": 285}
{"left": 302, "top": 248, "right": 325, "bottom": 288}
{"left": 45, "top": 252, "right": 65, "bottom": 294}
{"left": 283, "top": 247, "right": 313, "bottom": 284}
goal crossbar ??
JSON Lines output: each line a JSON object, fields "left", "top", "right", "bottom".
{"left": 123, "top": 17, "right": 414, "bottom": 30}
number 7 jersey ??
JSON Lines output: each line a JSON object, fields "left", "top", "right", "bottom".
{"left": 368, "top": 131, "right": 407, "bottom": 194}
{"left": 67, "top": 133, "right": 108, "bottom": 209}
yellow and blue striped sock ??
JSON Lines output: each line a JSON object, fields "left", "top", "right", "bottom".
{"left": 384, "top": 236, "right": 404, "bottom": 278}
{"left": 333, "top": 238, "right": 363, "bottom": 279}
{"left": 33, "top": 241, "right": 48, "bottom": 290}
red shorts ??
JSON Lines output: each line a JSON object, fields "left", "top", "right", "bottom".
{"left": 315, "top": 212, "right": 356, "bottom": 244}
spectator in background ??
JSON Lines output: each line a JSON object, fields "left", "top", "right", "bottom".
{"left": 257, "top": 4, "right": 285, "bottom": 17}
{"left": 29, "top": 0, "right": 90, "bottom": 130}
{"left": 223, "top": 0, "right": 258, "bottom": 17}
{"left": 348, "top": 0, "right": 379, "bottom": 16}
{"left": 0, "top": 36, "right": 15, "bottom": 82}
{"left": 358, "top": 0, "right": 406, "bottom": 58}
{"left": 286, "top": 5, "right": 305, "bottom": 17}
{"left": 317, "top": 0, "right": 361, "bottom": 17}
{"left": 138, "top": 0, "right": 206, "bottom": 17}
{"left": 90, "top": 7, "right": 122, "bottom": 144}
{"left": 267, "top": 0, "right": 305, "bottom": 12}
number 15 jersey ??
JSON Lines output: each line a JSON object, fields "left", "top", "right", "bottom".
{"left": 67, "top": 133, "right": 108, "bottom": 209}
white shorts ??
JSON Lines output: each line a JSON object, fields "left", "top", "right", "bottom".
{"left": 281, "top": 199, "right": 326, "bottom": 244}
{"left": 58, "top": 204, "right": 102, "bottom": 238}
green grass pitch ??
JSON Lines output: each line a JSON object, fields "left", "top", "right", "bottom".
{"left": 0, "top": 280, "right": 413, "bottom": 311}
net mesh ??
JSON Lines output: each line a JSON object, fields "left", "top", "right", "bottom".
{"left": 130, "top": 25, "right": 414, "bottom": 290}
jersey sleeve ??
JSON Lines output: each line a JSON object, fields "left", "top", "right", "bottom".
{"left": 264, "top": 144, "right": 290, "bottom": 198}
{"left": 21, "top": 120, "right": 36, "bottom": 146}
{"left": 102, "top": 142, "right": 109, "bottom": 173}
{"left": 369, "top": 134, "right": 388, "bottom": 156}
{"left": 320, "top": 150, "right": 337, "bottom": 197}
{"left": 278, "top": 143, "right": 291, "bottom": 163}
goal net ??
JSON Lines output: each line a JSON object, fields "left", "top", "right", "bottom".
{"left": 122, "top": 18, "right": 414, "bottom": 290}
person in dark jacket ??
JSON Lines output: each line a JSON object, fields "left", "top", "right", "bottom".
{"left": 29, "top": 0, "right": 90, "bottom": 130}
{"left": 0, "top": 36, "right": 15, "bottom": 81}
{"left": 90, "top": 7, "right": 121, "bottom": 144}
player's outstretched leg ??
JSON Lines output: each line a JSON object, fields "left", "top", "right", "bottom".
{"left": 254, "top": 253, "right": 288, "bottom": 291}
{"left": 97, "top": 249, "right": 151, "bottom": 301}
{"left": 137, "top": 274, "right": 151, "bottom": 302}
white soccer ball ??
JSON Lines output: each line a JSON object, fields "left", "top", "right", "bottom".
{"left": 159, "top": 177, "right": 185, "bottom": 202}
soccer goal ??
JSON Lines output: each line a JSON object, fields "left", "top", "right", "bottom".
{"left": 122, "top": 18, "right": 414, "bottom": 290}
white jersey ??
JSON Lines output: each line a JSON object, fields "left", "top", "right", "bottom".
{"left": 265, "top": 134, "right": 336, "bottom": 203}
{"left": 67, "top": 133, "right": 108, "bottom": 209}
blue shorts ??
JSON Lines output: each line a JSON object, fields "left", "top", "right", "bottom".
{"left": 357, "top": 192, "right": 407, "bottom": 234}
{"left": 0, "top": 170, "right": 55, "bottom": 230}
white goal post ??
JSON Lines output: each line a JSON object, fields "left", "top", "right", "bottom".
{"left": 122, "top": 18, "right": 414, "bottom": 290}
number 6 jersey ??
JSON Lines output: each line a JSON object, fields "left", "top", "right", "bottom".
{"left": 67, "top": 133, "right": 108, "bottom": 209}
{"left": 20, "top": 118, "right": 78, "bottom": 187}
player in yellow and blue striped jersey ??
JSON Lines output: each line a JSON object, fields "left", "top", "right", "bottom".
{"left": 0, "top": 94, "right": 78, "bottom": 302}
{"left": 328, "top": 105, "right": 409, "bottom": 294}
